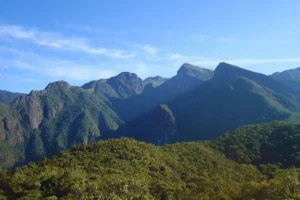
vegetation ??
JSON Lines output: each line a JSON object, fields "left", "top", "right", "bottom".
{"left": 2, "top": 62, "right": 300, "bottom": 172}
{"left": 0, "top": 90, "right": 25, "bottom": 104}
{"left": 211, "top": 121, "right": 300, "bottom": 170}
{"left": 0, "top": 137, "right": 300, "bottom": 199}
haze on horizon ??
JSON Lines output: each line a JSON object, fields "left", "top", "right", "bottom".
{"left": 0, "top": 0, "right": 300, "bottom": 93}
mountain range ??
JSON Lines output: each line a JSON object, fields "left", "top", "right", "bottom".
{"left": 1, "top": 62, "right": 300, "bottom": 169}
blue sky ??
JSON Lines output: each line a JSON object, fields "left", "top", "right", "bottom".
{"left": 1, "top": 0, "right": 300, "bottom": 93}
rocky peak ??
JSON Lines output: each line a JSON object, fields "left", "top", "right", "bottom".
{"left": 177, "top": 63, "right": 213, "bottom": 80}
{"left": 45, "top": 81, "right": 70, "bottom": 91}
{"left": 213, "top": 62, "right": 255, "bottom": 82}
{"left": 107, "top": 72, "right": 144, "bottom": 98}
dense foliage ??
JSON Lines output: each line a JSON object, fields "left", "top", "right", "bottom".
{"left": 0, "top": 138, "right": 300, "bottom": 199}
{"left": 211, "top": 121, "right": 300, "bottom": 170}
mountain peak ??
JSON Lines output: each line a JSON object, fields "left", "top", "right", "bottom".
{"left": 177, "top": 63, "right": 213, "bottom": 80}
{"left": 215, "top": 62, "right": 240, "bottom": 71}
{"left": 213, "top": 62, "right": 253, "bottom": 81}
{"left": 107, "top": 72, "right": 144, "bottom": 98}
{"left": 177, "top": 63, "right": 201, "bottom": 74}
{"left": 45, "top": 81, "right": 70, "bottom": 90}
{"left": 113, "top": 72, "right": 139, "bottom": 79}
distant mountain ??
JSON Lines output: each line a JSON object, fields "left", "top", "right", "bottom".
{"left": 169, "top": 62, "right": 300, "bottom": 141}
{"left": 109, "top": 63, "right": 214, "bottom": 121}
{"left": 0, "top": 64, "right": 213, "bottom": 169}
{"left": 119, "top": 62, "right": 300, "bottom": 143}
{"left": 2, "top": 62, "right": 300, "bottom": 170}
{"left": 82, "top": 72, "right": 144, "bottom": 99}
{"left": 271, "top": 67, "right": 300, "bottom": 92}
{"left": 0, "top": 90, "right": 25, "bottom": 104}
{"left": 0, "top": 80, "right": 124, "bottom": 169}
{"left": 143, "top": 76, "right": 168, "bottom": 87}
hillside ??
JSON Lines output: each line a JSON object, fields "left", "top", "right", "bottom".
{"left": 211, "top": 121, "right": 300, "bottom": 170}
{"left": 110, "top": 104, "right": 178, "bottom": 145}
{"left": 0, "top": 90, "right": 25, "bottom": 104}
{"left": 0, "top": 137, "right": 300, "bottom": 199}
{"left": 271, "top": 67, "right": 300, "bottom": 92}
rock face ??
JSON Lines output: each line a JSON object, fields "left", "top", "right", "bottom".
{"left": 0, "top": 117, "right": 23, "bottom": 144}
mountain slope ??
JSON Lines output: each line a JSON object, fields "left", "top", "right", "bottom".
{"left": 0, "top": 81, "right": 125, "bottom": 169}
{"left": 117, "top": 62, "right": 300, "bottom": 143}
{"left": 111, "top": 104, "right": 178, "bottom": 145}
{"left": 2, "top": 137, "right": 300, "bottom": 199}
{"left": 0, "top": 138, "right": 264, "bottom": 200}
{"left": 211, "top": 121, "right": 300, "bottom": 169}
{"left": 112, "top": 63, "right": 214, "bottom": 121}
{"left": 271, "top": 67, "right": 300, "bottom": 92}
{"left": 168, "top": 62, "right": 300, "bottom": 141}
{"left": 0, "top": 64, "right": 215, "bottom": 169}
{"left": 0, "top": 90, "right": 25, "bottom": 104}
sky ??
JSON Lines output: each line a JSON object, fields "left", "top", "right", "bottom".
{"left": 1, "top": 0, "right": 300, "bottom": 93}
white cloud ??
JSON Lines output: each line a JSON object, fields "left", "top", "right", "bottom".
{"left": 0, "top": 24, "right": 134, "bottom": 58}
{"left": 141, "top": 45, "right": 157, "bottom": 55}
{"left": 168, "top": 54, "right": 187, "bottom": 60}
{"left": 9, "top": 60, "right": 116, "bottom": 81}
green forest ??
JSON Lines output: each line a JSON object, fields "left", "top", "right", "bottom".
{"left": 1, "top": 121, "right": 300, "bottom": 199}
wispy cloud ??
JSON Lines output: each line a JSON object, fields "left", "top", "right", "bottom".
{"left": 11, "top": 60, "right": 116, "bottom": 81}
{"left": 193, "top": 58, "right": 300, "bottom": 67}
{"left": 0, "top": 47, "right": 117, "bottom": 81}
{"left": 168, "top": 54, "right": 187, "bottom": 60}
{"left": 141, "top": 45, "right": 157, "bottom": 55}
{"left": 168, "top": 52, "right": 300, "bottom": 69}
{"left": 0, "top": 24, "right": 135, "bottom": 58}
